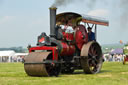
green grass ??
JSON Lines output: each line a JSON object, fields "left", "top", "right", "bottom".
{"left": 0, "top": 62, "right": 128, "bottom": 85}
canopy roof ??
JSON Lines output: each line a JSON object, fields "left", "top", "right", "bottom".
{"left": 56, "top": 12, "right": 109, "bottom": 26}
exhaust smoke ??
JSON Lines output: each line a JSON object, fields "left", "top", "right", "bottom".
{"left": 51, "top": 0, "right": 128, "bottom": 29}
{"left": 52, "top": 0, "right": 95, "bottom": 8}
{"left": 52, "top": 0, "right": 75, "bottom": 7}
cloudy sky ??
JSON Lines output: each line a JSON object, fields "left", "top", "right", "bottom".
{"left": 0, "top": 0, "right": 128, "bottom": 48}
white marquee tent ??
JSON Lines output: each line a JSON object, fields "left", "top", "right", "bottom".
{"left": 0, "top": 50, "right": 28, "bottom": 62}
{"left": 0, "top": 50, "right": 15, "bottom": 62}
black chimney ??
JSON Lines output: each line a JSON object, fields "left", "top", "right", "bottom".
{"left": 49, "top": 7, "right": 57, "bottom": 37}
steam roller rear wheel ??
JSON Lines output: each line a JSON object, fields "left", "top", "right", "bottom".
{"left": 80, "top": 41, "right": 103, "bottom": 74}
{"left": 24, "top": 52, "right": 61, "bottom": 77}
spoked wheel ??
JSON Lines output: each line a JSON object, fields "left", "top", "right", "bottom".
{"left": 24, "top": 52, "right": 61, "bottom": 77}
{"left": 80, "top": 41, "right": 103, "bottom": 74}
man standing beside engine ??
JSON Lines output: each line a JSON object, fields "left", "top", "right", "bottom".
{"left": 87, "top": 27, "right": 96, "bottom": 41}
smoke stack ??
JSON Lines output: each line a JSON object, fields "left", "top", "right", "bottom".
{"left": 49, "top": 7, "right": 57, "bottom": 37}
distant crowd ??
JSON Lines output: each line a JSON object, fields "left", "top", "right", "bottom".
{"left": 0, "top": 56, "right": 24, "bottom": 63}
{"left": 0, "top": 54, "right": 125, "bottom": 63}
{"left": 103, "top": 54, "right": 124, "bottom": 62}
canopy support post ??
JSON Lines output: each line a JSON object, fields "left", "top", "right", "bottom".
{"left": 95, "top": 24, "right": 97, "bottom": 41}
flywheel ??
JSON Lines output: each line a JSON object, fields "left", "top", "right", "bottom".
{"left": 80, "top": 41, "right": 103, "bottom": 74}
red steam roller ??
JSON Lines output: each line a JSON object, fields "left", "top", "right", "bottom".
{"left": 24, "top": 7, "right": 109, "bottom": 77}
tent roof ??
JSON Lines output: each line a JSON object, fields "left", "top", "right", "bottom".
{"left": 110, "top": 48, "right": 123, "bottom": 55}
{"left": 14, "top": 53, "right": 28, "bottom": 56}
{"left": 0, "top": 50, "right": 15, "bottom": 56}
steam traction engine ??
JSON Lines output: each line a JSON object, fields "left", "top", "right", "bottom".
{"left": 24, "top": 7, "right": 109, "bottom": 76}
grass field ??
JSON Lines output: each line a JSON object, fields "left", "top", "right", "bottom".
{"left": 0, "top": 62, "right": 128, "bottom": 85}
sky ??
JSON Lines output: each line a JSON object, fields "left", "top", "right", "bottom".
{"left": 0, "top": 0, "right": 128, "bottom": 48}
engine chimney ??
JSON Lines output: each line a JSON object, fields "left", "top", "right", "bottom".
{"left": 49, "top": 7, "right": 57, "bottom": 37}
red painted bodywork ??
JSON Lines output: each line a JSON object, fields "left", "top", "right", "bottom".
{"left": 62, "top": 32, "right": 74, "bottom": 41}
{"left": 39, "top": 37, "right": 44, "bottom": 43}
{"left": 29, "top": 25, "right": 88, "bottom": 61}
{"left": 29, "top": 46, "right": 58, "bottom": 60}
{"left": 60, "top": 42, "right": 75, "bottom": 56}
{"left": 29, "top": 41, "right": 76, "bottom": 60}
{"left": 75, "top": 25, "right": 88, "bottom": 50}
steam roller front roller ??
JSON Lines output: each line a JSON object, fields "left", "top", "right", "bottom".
{"left": 80, "top": 41, "right": 103, "bottom": 74}
{"left": 24, "top": 52, "right": 61, "bottom": 77}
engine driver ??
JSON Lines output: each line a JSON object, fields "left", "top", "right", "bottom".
{"left": 87, "top": 27, "right": 96, "bottom": 41}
